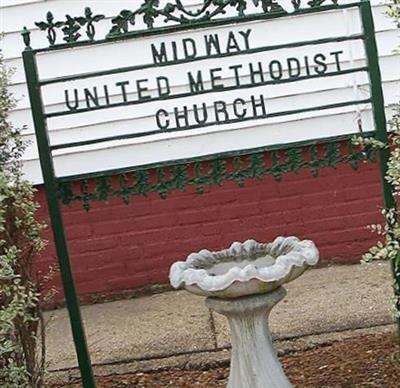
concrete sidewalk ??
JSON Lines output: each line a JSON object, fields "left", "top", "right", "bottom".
{"left": 45, "top": 262, "right": 396, "bottom": 382}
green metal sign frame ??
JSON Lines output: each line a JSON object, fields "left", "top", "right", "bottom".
{"left": 21, "top": 1, "right": 399, "bottom": 386}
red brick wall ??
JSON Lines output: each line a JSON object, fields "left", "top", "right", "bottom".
{"left": 35, "top": 159, "right": 384, "bottom": 302}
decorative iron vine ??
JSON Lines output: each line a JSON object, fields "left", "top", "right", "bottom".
{"left": 58, "top": 139, "right": 376, "bottom": 211}
{"left": 27, "top": 0, "right": 338, "bottom": 47}
{"left": 34, "top": 7, "right": 105, "bottom": 45}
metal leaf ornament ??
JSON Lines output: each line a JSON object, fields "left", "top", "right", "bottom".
{"left": 140, "top": 0, "right": 160, "bottom": 28}
{"left": 56, "top": 137, "right": 377, "bottom": 210}
{"left": 75, "top": 7, "right": 105, "bottom": 40}
{"left": 109, "top": 10, "right": 136, "bottom": 35}
{"left": 35, "top": 11, "right": 63, "bottom": 45}
{"left": 262, "top": 0, "right": 285, "bottom": 13}
{"left": 291, "top": 0, "right": 301, "bottom": 10}
{"left": 229, "top": 0, "right": 248, "bottom": 16}
{"left": 62, "top": 14, "right": 81, "bottom": 42}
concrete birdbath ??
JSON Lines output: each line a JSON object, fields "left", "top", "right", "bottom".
{"left": 169, "top": 236, "right": 319, "bottom": 388}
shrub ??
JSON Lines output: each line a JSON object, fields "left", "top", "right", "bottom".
{"left": 0, "top": 52, "right": 47, "bottom": 387}
{"left": 353, "top": 0, "right": 400, "bottom": 320}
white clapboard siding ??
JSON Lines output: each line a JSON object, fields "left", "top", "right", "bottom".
{"left": 1, "top": 0, "right": 399, "bottom": 184}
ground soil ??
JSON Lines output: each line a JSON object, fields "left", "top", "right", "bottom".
{"left": 58, "top": 332, "right": 400, "bottom": 387}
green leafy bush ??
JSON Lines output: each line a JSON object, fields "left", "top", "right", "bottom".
{"left": 354, "top": 0, "right": 400, "bottom": 320}
{"left": 0, "top": 52, "right": 47, "bottom": 386}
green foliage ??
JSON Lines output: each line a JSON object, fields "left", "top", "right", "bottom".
{"left": 387, "top": 0, "right": 400, "bottom": 28}
{"left": 0, "top": 52, "right": 47, "bottom": 387}
{"left": 355, "top": 1, "right": 400, "bottom": 319}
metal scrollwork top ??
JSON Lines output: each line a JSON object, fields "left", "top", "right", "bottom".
{"left": 26, "top": 0, "right": 339, "bottom": 48}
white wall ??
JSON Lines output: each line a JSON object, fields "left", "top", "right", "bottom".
{"left": 1, "top": 0, "right": 399, "bottom": 184}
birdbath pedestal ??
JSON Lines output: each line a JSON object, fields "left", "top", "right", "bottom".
{"left": 206, "top": 288, "right": 289, "bottom": 388}
{"left": 169, "top": 236, "right": 319, "bottom": 388}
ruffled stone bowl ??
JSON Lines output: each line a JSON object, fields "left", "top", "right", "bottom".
{"left": 169, "top": 236, "right": 319, "bottom": 388}
{"left": 169, "top": 236, "right": 319, "bottom": 298}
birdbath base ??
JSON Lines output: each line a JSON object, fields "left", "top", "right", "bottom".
{"left": 206, "top": 287, "right": 291, "bottom": 388}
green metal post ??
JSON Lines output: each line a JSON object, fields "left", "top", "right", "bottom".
{"left": 360, "top": 0, "right": 400, "bottom": 332}
{"left": 22, "top": 48, "right": 96, "bottom": 387}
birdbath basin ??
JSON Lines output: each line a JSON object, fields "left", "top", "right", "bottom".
{"left": 169, "top": 236, "right": 319, "bottom": 388}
